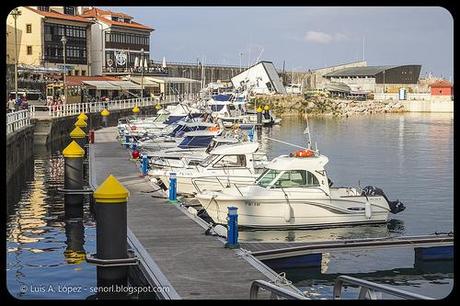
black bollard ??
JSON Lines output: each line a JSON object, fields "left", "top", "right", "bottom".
{"left": 256, "top": 106, "right": 263, "bottom": 128}
{"left": 70, "top": 126, "right": 87, "bottom": 158}
{"left": 93, "top": 174, "right": 130, "bottom": 286}
{"left": 63, "top": 140, "right": 85, "bottom": 205}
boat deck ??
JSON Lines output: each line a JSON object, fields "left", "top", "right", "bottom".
{"left": 89, "top": 127, "right": 287, "bottom": 299}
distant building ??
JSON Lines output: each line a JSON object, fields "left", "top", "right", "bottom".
{"left": 323, "top": 65, "right": 422, "bottom": 93}
{"left": 80, "top": 7, "right": 156, "bottom": 76}
{"left": 430, "top": 80, "right": 453, "bottom": 96}
{"left": 6, "top": 6, "right": 94, "bottom": 76}
{"left": 231, "top": 61, "right": 287, "bottom": 95}
{"left": 305, "top": 61, "right": 367, "bottom": 90}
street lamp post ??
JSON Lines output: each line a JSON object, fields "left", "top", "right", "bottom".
{"left": 61, "top": 36, "right": 67, "bottom": 104}
{"left": 140, "top": 48, "right": 144, "bottom": 99}
{"left": 240, "top": 52, "right": 243, "bottom": 72}
{"left": 11, "top": 8, "right": 21, "bottom": 103}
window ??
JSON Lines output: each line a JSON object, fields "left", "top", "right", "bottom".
{"left": 64, "top": 6, "right": 75, "bottom": 15}
{"left": 27, "top": 46, "right": 32, "bottom": 55}
{"left": 38, "top": 6, "right": 49, "bottom": 11}
{"left": 74, "top": 70, "right": 79, "bottom": 76}
{"left": 213, "top": 155, "right": 246, "bottom": 168}
{"left": 81, "top": 70, "right": 86, "bottom": 76}
{"left": 273, "top": 170, "right": 319, "bottom": 188}
{"left": 256, "top": 169, "right": 281, "bottom": 188}
{"left": 26, "top": 24, "right": 32, "bottom": 33}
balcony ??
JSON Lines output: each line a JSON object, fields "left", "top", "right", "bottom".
{"left": 102, "top": 66, "right": 168, "bottom": 75}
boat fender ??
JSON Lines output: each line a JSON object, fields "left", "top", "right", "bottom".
{"left": 365, "top": 200, "right": 372, "bottom": 219}
{"left": 212, "top": 224, "right": 228, "bottom": 238}
{"left": 187, "top": 206, "right": 198, "bottom": 216}
{"left": 284, "top": 204, "right": 292, "bottom": 222}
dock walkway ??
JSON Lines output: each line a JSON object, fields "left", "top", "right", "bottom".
{"left": 89, "top": 127, "right": 280, "bottom": 299}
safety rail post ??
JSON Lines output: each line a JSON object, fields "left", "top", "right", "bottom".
{"left": 249, "top": 280, "right": 308, "bottom": 300}
{"left": 333, "top": 275, "right": 434, "bottom": 300}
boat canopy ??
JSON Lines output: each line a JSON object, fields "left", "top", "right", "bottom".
{"left": 210, "top": 142, "right": 259, "bottom": 155}
{"left": 266, "top": 155, "right": 329, "bottom": 172}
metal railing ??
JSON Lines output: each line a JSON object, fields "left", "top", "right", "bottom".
{"left": 41, "top": 96, "right": 193, "bottom": 118}
{"left": 250, "top": 280, "right": 308, "bottom": 300}
{"left": 7, "top": 109, "right": 32, "bottom": 135}
{"left": 333, "top": 275, "right": 434, "bottom": 300}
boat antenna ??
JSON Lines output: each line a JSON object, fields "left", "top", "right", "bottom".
{"left": 304, "top": 115, "right": 312, "bottom": 149}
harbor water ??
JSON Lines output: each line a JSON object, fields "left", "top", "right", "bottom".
{"left": 6, "top": 113, "right": 453, "bottom": 299}
{"left": 243, "top": 112, "right": 454, "bottom": 299}
{"left": 6, "top": 142, "right": 155, "bottom": 299}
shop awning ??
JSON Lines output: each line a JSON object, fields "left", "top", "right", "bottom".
{"left": 82, "top": 80, "right": 142, "bottom": 90}
{"left": 107, "top": 80, "right": 143, "bottom": 90}
{"left": 126, "top": 76, "right": 160, "bottom": 88}
{"left": 82, "top": 81, "right": 120, "bottom": 90}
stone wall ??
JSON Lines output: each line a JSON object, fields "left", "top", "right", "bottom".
{"left": 6, "top": 125, "right": 35, "bottom": 186}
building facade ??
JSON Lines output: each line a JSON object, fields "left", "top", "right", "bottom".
{"left": 6, "top": 6, "right": 93, "bottom": 76}
{"left": 80, "top": 7, "right": 155, "bottom": 76}
{"left": 430, "top": 80, "right": 453, "bottom": 96}
{"left": 323, "top": 65, "right": 422, "bottom": 93}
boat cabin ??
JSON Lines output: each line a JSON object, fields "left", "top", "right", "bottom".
{"left": 198, "top": 142, "right": 261, "bottom": 173}
{"left": 255, "top": 154, "right": 331, "bottom": 193}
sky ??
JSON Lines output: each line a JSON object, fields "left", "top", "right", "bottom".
{"left": 103, "top": 6, "right": 453, "bottom": 79}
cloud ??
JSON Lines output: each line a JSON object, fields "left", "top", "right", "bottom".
{"left": 304, "top": 31, "right": 349, "bottom": 44}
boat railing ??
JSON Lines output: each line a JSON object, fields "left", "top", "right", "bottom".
{"left": 333, "top": 275, "right": 434, "bottom": 300}
{"left": 191, "top": 176, "right": 255, "bottom": 195}
{"left": 249, "top": 280, "right": 308, "bottom": 300}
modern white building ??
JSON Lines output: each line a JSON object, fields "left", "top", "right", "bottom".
{"left": 231, "top": 61, "right": 287, "bottom": 95}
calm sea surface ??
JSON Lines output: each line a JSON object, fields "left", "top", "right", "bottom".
{"left": 7, "top": 113, "right": 453, "bottom": 299}
{"left": 244, "top": 113, "right": 454, "bottom": 299}
{"left": 6, "top": 144, "right": 153, "bottom": 299}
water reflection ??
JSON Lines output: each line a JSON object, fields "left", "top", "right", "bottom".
{"left": 239, "top": 219, "right": 405, "bottom": 242}
{"left": 7, "top": 148, "right": 98, "bottom": 299}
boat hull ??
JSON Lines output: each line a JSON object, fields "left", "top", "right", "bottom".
{"left": 195, "top": 193, "right": 390, "bottom": 228}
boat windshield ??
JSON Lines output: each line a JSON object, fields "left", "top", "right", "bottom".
{"left": 199, "top": 154, "right": 219, "bottom": 167}
{"left": 178, "top": 136, "right": 213, "bottom": 149}
{"left": 256, "top": 169, "right": 282, "bottom": 188}
{"left": 272, "top": 170, "right": 320, "bottom": 188}
{"left": 210, "top": 104, "right": 225, "bottom": 112}
{"left": 154, "top": 113, "right": 169, "bottom": 123}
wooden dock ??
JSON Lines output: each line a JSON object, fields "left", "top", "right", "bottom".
{"left": 89, "top": 127, "right": 302, "bottom": 299}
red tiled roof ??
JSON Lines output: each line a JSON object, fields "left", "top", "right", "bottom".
{"left": 98, "top": 15, "right": 153, "bottom": 31}
{"left": 430, "top": 80, "right": 452, "bottom": 88}
{"left": 25, "top": 7, "right": 93, "bottom": 23}
{"left": 66, "top": 75, "right": 120, "bottom": 86}
{"left": 81, "top": 7, "right": 153, "bottom": 31}
{"left": 81, "top": 7, "right": 132, "bottom": 19}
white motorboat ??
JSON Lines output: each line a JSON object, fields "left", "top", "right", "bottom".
{"left": 149, "top": 142, "right": 268, "bottom": 195}
{"left": 146, "top": 124, "right": 261, "bottom": 169}
{"left": 136, "top": 121, "right": 217, "bottom": 150}
{"left": 194, "top": 148, "right": 405, "bottom": 229}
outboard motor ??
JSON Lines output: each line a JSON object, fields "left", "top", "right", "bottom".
{"left": 361, "top": 186, "right": 406, "bottom": 214}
